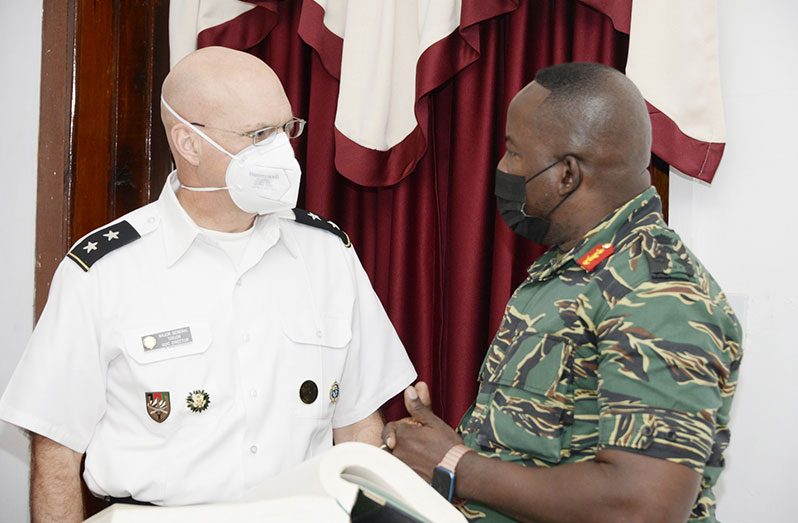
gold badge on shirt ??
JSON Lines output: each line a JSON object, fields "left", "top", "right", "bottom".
{"left": 186, "top": 389, "right": 210, "bottom": 413}
{"left": 145, "top": 391, "right": 171, "bottom": 423}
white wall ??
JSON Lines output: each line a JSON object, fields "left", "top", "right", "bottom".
{"left": 669, "top": 1, "right": 798, "bottom": 521}
{"left": 0, "top": 1, "right": 42, "bottom": 522}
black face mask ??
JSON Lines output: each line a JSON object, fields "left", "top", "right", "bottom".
{"left": 494, "top": 159, "right": 577, "bottom": 244}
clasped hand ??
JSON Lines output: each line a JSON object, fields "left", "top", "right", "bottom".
{"left": 381, "top": 382, "right": 465, "bottom": 483}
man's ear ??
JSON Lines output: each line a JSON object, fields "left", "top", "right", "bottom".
{"left": 170, "top": 124, "right": 201, "bottom": 167}
{"left": 559, "top": 155, "right": 582, "bottom": 195}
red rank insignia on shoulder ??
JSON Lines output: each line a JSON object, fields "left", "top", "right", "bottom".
{"left": 577, "top": 242, "right": 615, "bottom": 272}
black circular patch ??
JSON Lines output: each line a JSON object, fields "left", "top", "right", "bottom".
{"left": 299, "top": 380, "right": 318, "bottom": 404}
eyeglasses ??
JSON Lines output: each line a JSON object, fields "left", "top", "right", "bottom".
{"left": 190, "top": 117, "right": 306, "bottom": 146}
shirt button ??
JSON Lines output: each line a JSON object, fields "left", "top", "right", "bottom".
{"left": 242, "top": 333, "right": 250, "bottom": 342}
{"left": 250, "top": 445, "right": 258, "bottom": 454}
{"left": 249, "top": 389, "right": 258, "bottom": 398}
{"left": 315, "top": 330, "right": 323, "bottom": 339}
{"left": 147, "top": 217, "right": 155, "bottom": 224}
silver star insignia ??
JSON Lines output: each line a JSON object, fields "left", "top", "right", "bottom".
{"left": 103, "top": 230, "right": 120, "bottom": 241}
{"left": 327, "top": 221, "right": 340, "bottom": 230}
{"left": 83, "top": 241, "right": 98, "bottom": 253}
{"left": 307, "top": 212, "right": 321, "bottom": 221}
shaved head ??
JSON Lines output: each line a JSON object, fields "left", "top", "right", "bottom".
{"left": 161, "top": 46, "right": 291, "bottom": 138}
{"left": 498, "top": 62, "right": 654, "bottom": 249}
{"left": 527, "top": 62, "right": 652, "bottom": 181}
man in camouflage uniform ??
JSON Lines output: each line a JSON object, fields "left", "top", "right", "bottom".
{"left": 383, "top": 62, "right": 741, "bottom": 523}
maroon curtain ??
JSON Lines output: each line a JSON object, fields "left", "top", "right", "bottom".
{"left": 198, "top": 0, "right": 628, "bottom": 425}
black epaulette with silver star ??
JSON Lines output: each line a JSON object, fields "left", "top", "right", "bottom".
{"left": 292, "top": 209, "right": 351, "bottom": 248}
{"left": 67, "top": 220, "right": 141, "bottom": 272}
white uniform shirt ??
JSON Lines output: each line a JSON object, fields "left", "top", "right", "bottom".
{"left": 0, "top": 174, "right": 416, "bottom": 505}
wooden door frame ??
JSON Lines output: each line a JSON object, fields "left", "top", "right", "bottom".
{"left": 35, "top": 0, "right": 172, "bottom": 318}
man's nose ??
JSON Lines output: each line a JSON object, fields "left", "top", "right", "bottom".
{"left": 496, "top": 152, "right": 509, "bottom": 173}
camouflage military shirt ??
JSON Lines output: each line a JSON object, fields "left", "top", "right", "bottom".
{"left": 457, "top": 187, "right": 742, "bottom": 522}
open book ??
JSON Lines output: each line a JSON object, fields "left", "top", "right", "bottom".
{"left": 86, "top": 442, "right": 467, "bottom": 522}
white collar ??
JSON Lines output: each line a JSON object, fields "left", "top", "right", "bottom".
{"left": 157, "top": 171, "right": 289, "bottom": 267}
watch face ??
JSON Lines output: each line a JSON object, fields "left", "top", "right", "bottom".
{"left": 431, "top": 466, "right": 456, "bottom": 502}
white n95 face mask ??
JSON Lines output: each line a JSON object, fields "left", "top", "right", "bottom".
{"left": 162, "top": 97, "right": 302, "bottom": 215}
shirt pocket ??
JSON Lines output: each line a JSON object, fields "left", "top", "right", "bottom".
{"left": 282, "top": 313, "right": 352, "bottom": 419}
{"left": 476, "top": 333, "right": 575, "bottom": 464}
{"left": 121, "top": 321, "right": 224, "bottom": 437}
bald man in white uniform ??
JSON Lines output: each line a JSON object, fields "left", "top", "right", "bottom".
{"left": 0, "top": 47, "right": 416, "bottom": 521}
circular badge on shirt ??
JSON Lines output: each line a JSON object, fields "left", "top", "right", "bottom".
{"left": 186, "top": 389, "right": 210, "bottom": 413}
{"left": 299, "top": 380, "right": 318, "bottom": 404}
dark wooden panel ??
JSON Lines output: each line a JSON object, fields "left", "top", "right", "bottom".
{"left": 114, "top": 0, "right": 172, "bottom": 213}
{"left": 650, "top": 154, "right": 669, "bottom": 222}
{"left": 35, "top": 0, "right": 78, "bottom": 317}
{"left": 113, "top": 0, "right": 151, "bottom": 215}
{"left": 71, "top": 0, "right": 117, "bottom": 241}
{"left": 36, "top": 0, "right": 172, "bottom": 318}
{"left": 148, "top": 0, "right": 174, "bottom": 197}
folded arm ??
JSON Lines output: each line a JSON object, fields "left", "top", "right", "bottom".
{"left": 385, "top": 385, "right": 701, "bottom": 523}
{"left": 454, "top": 446, "right": 699, "bottom": 523}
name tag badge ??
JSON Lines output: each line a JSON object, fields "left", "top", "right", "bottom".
{"left": 141, "top": 326, "right": 193, "bottom": 352}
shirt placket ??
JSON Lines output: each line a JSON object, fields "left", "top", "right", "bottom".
{"left": 232, "top": 220, "right": 281, "bottom": 490}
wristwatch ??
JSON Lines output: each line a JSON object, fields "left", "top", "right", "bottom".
{"left": 431, "top": 444, "right": 473, "bottom": 502}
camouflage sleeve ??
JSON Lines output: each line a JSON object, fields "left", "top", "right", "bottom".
{"left": 595, "top": 278, "right": 741, "bottom": 474}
